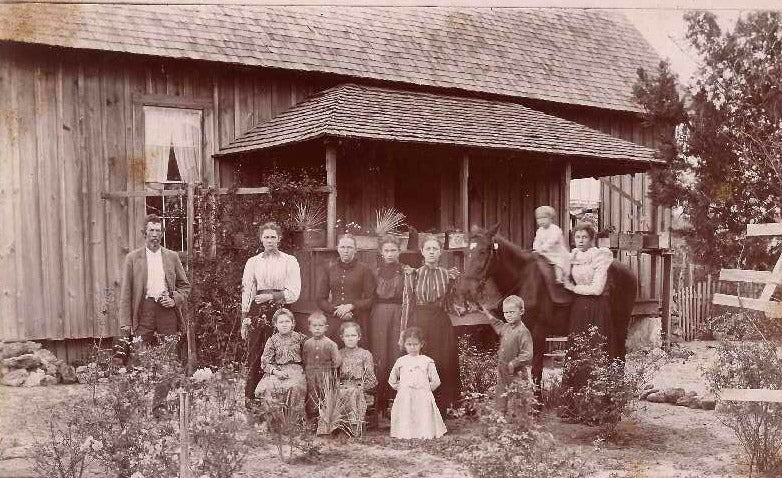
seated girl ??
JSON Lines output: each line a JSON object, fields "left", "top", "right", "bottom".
{"left": 255, "top": 308, "right": 308, "bottom": 420}
{"left": 532, "top": 205, "right": 570, "bottom": 283}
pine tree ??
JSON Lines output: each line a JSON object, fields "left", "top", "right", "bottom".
{"left": 634, "top": 11, "right": 782, "bottom": 270}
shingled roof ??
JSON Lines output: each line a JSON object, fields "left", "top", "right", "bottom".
{"left": 215, "top": 83, "right": 659, "bottom": 170}
{"left": 0, "top": 4, "right": 659, "bottom": 112}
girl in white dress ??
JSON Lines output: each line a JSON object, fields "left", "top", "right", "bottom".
{"left": 388, "top": 327, "right": 447, "bottom": 439}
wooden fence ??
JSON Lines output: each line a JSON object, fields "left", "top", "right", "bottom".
{"left": 675, "top": 276, "right": 714, "bottom": 341}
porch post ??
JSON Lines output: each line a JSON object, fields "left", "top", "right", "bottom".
{"left": 459, "top": 154, "right": 469, "bottom": 231}
{"left": 562, "top": 159, "right": 571, "bottom": 239}
{"left": 326, "top": 142, "right": 337, "bottom": 248}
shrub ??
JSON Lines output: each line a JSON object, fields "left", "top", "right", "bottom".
{"left": 558, "top": 327, "right": 659, "bottom": 438}
{"left": 191, "top": 169, "right": 327, "bottom": 367}
{"left": 699, "top": 311, "right": 782, "bottom": 341}
{"left": 704, "top": 340, "right": 782, "bottom": 475}
{"left": 457, "top": 334, "right": 498, "bottom": 415}
{"left": 35, "top": 338, "right": 252, "bottom": 478}
{"left": 458, "top": 381, "right": 594, "bottom": 478}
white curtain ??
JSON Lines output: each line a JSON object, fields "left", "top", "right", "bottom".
{"left": 144, "top": 106, "right": 203, "bottom": 184}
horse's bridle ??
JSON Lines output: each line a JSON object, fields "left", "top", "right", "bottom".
{"left": 467, "top": 238, "right": 497, "bottom": 295}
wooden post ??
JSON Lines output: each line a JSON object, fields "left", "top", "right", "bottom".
{"left": 325, "top": 143, "right": 337, "bottom": 248}
{"left": 661, "top": 251, "right": 673, "bottom": 347}
{"left": 561, "top": 159, "right": 571, "bottom": 241}
{"left": 185, "top": 184, "right": 196, "bottom": 374}
{"left": 179, "top": 390, "right": 191, "bottom": 478}
{"left": 459, "top": 154, "right": 469, "bottom": 231}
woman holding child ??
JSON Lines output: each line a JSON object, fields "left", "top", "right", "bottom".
{"left": 402, "top": 234, "right": 461, "bottom": 415}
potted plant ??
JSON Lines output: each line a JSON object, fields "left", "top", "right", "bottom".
{"left": 373, "top": 207, "right": 408, "bottom": 249}
{"left": 292, "top": 201, "right": 327, "bottom": 248}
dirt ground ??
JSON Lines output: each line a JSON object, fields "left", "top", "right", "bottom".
{"left": 0, "top": 341, "right": 751, "bottom": 477}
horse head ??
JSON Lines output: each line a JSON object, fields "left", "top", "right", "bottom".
{"left": 460, "top": 223, "right": 501, "bottom": 303}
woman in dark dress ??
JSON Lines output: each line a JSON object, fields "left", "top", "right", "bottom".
{"left": 401, "top": 234, "right": 460, "bottom": 416}
{"left": 369, "top": 235, "right": 405, "bottom": 416}
{"left": 316, "top": 234, "right": 376, "bottom": 343}
{"left": 563, "top": 222, "right": 613, "bottom": 339}
{"left": 562, "top": 222, "right": 613, "bottom": 390}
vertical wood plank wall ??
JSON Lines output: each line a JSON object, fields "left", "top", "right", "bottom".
{"left": 546, "top": 107, "right": 671, "bottom": 301}
{"left": 0, "top": 45, "right": 326, "bottom": 341}
{"left": 1, "top": 44, "right": 665, "bottom": 342}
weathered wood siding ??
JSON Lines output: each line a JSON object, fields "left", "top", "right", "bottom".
{"left": 538, "top": 105, "right": 671, "bottom": 302}
{"left": 0, "top": 44, "right": 325, "bottom": 341}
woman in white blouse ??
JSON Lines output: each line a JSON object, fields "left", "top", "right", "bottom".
{"left": 240, "top": 222, "right": 302, "bottom": 402}
{"left": 563, "top": 222, "right": 613, "bottom": 340}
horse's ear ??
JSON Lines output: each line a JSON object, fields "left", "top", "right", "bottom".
{"left": 487, "top": 222, "right": 501, "bottom": 237}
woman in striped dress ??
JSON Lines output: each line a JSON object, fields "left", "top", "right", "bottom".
{"left": 401, "top": 234, "right": 460, "bottom": 415}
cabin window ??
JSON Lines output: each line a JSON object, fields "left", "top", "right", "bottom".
{"left": 143, "top": 106, "right": 204, "bottom": 252}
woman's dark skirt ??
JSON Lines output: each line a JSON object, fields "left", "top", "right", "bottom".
{"left": 410, "top": 303, "right": 460, "bottom": 415}
{"left": 568, "top": 294, "right": 611, "bottom": 341}
{"left": 564, "top": 294, "right": 611, "bottom": 392}
{"left": 369, "top": 302, "right": 403, "bottom": 413}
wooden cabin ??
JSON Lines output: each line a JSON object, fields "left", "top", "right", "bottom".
{"left": 0, "top": 5, "right": 667, "bottom": 357}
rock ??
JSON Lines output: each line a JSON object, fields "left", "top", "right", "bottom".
{"left": 640, "top": 388, "right": 659, "bottom": 400}
{"left": 646, "top": 392, "right": 666, "bottom": 403}
{"left": 676, "top": 394, "right": 698, "bottom": 407}
{"left": 23, "top": 369, "right": 45, "bottom": 387}
{"left": 687, "top": 398, "right": 703, "bottom": 409}
{"left": 0, "top": 341, "right": 41, "bottom": 360}
{"left": 643, "top": 383, "right": 654, "bottom": 390}
{"left": 0, "top": 368, "right": 29, "bottom": 386}
{"left": 2, "top": 354, "right": 43, "bottom": 370}
{"left": 663, "top": 388, "right": 686, "bottom": 404}
{"left": 625, "top": 316, "right": 662, "bottom": 352}
{"left": 57, "top": 362, "right": 78, "bottom": 384}
{"left": 43, "top": 361, "right": 58, "bottom": 377}
{"left": 40, "top": 374, "right": 58, "bottom": 386}
{"left": 34, "top": 348, "right": 58, "bottom": 364}
{"left": 700, "top": 397, "right": 717, "bottom": 410}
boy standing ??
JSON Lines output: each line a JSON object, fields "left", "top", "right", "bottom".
{"left": 481, "top": 295, "right": 534, "bottom": 413}
{"left": 303, "top": 311, "right": 342, "bottom": 418}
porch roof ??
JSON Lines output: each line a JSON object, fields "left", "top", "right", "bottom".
{"left": 215, "top": 84, "right": 660, "bottom": 169}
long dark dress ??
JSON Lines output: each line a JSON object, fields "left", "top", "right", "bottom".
{"left": 564, "top": 247, "right": 613, "bottom": 391}
{"left": 567, "top": 247, "right": 613, "bottom": 339}
{"left": 402, "top": 265, "right": 460, "bottom": 415}
{"left": 369, "top": 262, "right": 404, "bottom": 413}
{"left": 316, "top": 259, "right": 376, "bottom": 343}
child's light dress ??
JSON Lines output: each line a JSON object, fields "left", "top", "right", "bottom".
{"left": 389, "top": 354, "right": 447, "bottom": 439}
{"left": 533, "top": 224, "right": 570, "bottom": 281}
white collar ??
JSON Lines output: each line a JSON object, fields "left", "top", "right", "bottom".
{"left": 146, "top": 247, "right": 163, "bottom": 256}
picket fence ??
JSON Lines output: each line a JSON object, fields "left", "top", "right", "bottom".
{"left": 675, "top": 276, "right": 714, "bottom": 341}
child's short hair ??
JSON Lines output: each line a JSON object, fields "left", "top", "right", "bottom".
{"left": 534, "top": 205, "right": 556, "bottom": 220}
{"left": 502, "top": 295, "right": 525, "bottom": 314}
{"left": 273, "top": 308, "right": 295, "bottom": 324}
{"left": 307, "top": 311, "right": 328, "bottom": 326}
{"left": 339, "top": 321, "right": 361, "bottom": 337}
{"left": 400, "top": 326, "right": 425, "bottom": 349}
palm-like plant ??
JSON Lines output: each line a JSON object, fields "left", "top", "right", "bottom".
{"left": 374, "top": 207, "right": 406, "bottom": 236}
{"left": 293, "top": 201, "right": 327, "bottom": 230}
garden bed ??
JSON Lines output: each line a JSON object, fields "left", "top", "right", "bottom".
{"left": 0, "top": 342, "right": 752, "bottom": 477}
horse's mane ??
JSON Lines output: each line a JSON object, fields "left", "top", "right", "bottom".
{"left": 493, "top": 234, "right": 536, "bottom": 264}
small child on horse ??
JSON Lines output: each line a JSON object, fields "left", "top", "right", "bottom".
{"left": 532, "top": 205, "right": 570, "bottom": 284}
{"left": 481, "top": 295, "right": 534, "bottom": 414}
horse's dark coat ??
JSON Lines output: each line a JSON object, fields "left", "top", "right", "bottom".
{"left": 461, "top": 224, "right": 638, "bottom": 389}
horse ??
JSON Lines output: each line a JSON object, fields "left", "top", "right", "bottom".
{"left": 460, "top": 223, "right": 638, "bottom": 390}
